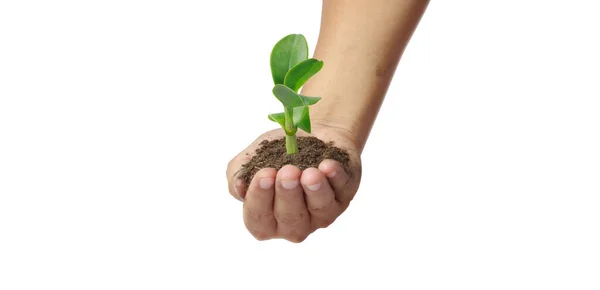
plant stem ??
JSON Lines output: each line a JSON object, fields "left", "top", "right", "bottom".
{"left": 283, "top": 107, "right": 298, "bottom": 154}
{"left": 286, "top": 134, "right": 298, "bottom": 154}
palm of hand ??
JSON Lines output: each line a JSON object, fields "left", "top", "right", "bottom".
{"left": 226, "top": 125, "right": 362, "bottom": 243}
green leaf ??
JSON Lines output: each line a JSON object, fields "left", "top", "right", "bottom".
{"left": 268, "top": 112, "right": 286, "bottom": 128}
{"left": 284, "top": 58, "right": 323, "bottom": 92}
{"left": 272, "top": 84, "right": 303, "bottom": 109}
{"left": 300, "top": 95, "right": 321, "bottom": 106}
{"left": 293, "top": 106, "right": 311, "bottom": 133}
{"left": 270, "top": 34, "right": 308, "bottom": 85}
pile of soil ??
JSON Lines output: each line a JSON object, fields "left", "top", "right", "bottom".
{"left": 238, "top": 136, "right": 350, "bottom": 186}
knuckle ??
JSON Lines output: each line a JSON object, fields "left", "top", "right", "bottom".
{"left": 248, "top": 212, "right": 274, "bottom": 223}
{"left": 285, "top": 231, "right": 309, "bottom": 243}
{"left": 277, "top": 191, "right": 300, "bottom": 202}
{"left": 287, "top": 236, "right": 307, "bottom": 243}
{"left": 252, "top": 187, "right": 273, "bottom": 200}
{"left": 275, "top": 212, "right": 307, "bottom": 226}
{"left": 308, "top": 201, "right": 335, "bottom": 214}
{"left": 245, "top": 207, "right": 274, "bottom": 223}
{"left": 251, "top": 230, "right": 272, "bottom": 241}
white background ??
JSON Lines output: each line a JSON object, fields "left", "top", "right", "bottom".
{"left": 1, "top": 1, "right": 599, "bottom": 289}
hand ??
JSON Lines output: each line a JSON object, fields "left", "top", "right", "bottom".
{"left": 226, "top": 124, "right": 362, "bottom": 243}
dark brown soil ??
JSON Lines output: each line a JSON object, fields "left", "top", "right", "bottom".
{"left": 238, "top": 136, "right": 351, "bottom": 186}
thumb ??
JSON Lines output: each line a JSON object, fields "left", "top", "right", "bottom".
{"left": 226, "top": 153, "right": 252, "bottom": 202}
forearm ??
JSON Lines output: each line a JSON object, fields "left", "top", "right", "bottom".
{"left": 302, "top": 0, "right": 430, "bottom": 153}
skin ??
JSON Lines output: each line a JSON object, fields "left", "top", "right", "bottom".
{"left": 226, "top": 0, "right": 430, "bottom": 243}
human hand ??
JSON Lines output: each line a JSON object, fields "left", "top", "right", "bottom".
{"left": 226, "top": 124, "right": 362, "bottom": 243}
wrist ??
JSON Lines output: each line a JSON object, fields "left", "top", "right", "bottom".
{"left": 302, "top": 78, "right": 384, "bottom": 153}
{"left": 310, "top": 120, "right": 363, "bottom": 155}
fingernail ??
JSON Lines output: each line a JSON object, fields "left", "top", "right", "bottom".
{"left": 327, "top": 170, "right": 337, "bottom": 178}
{"left": 259, "top": 178, "right": 274, "bottom": 189}
{"left": 281, "top": 179, "right": 299, "bottom": 190}
{"left": 306, "top": 182, "right": 321, "bottom": 191}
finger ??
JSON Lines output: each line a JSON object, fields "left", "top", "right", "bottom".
{"left": 226, "top": 132, "right": 286, "bottom": 202}
{"left": 226, "top": 155, "right": 251, "bottom": 201}
{"left": 318, "top": 159, "right": 353, "bottom": 204}
{"left": 300, "top": 167, "right": 339, "bottom": 228}
{"left": 227, "top": 175, "right": 246, "bottom": 202}
{"left": 274, "top": 165, "right": 310, "bottom": 243}
{"left": 243, "top": 168, "right": 277, "bottom": 241}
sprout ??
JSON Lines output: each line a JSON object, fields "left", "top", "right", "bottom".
{"left": 268, "top": 34, "right": 324, "bottom": 154}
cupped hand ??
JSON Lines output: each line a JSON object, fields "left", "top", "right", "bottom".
{"left": 226, "top": 124, "right": 362, "bottom": 243}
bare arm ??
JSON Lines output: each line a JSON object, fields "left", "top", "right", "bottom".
{"left": 303, "top": 0, "right": 430, "bottom": 153}
{"left": 226, "top": 0, "right": 430, "bottom": 243}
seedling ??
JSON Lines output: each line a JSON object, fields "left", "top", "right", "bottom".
{"left": 268, "top": 34, "right": 323, "bottom": 154}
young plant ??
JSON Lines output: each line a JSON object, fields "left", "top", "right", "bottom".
{"left": 268, "top": 34, "right": 324, "bottom": 154}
